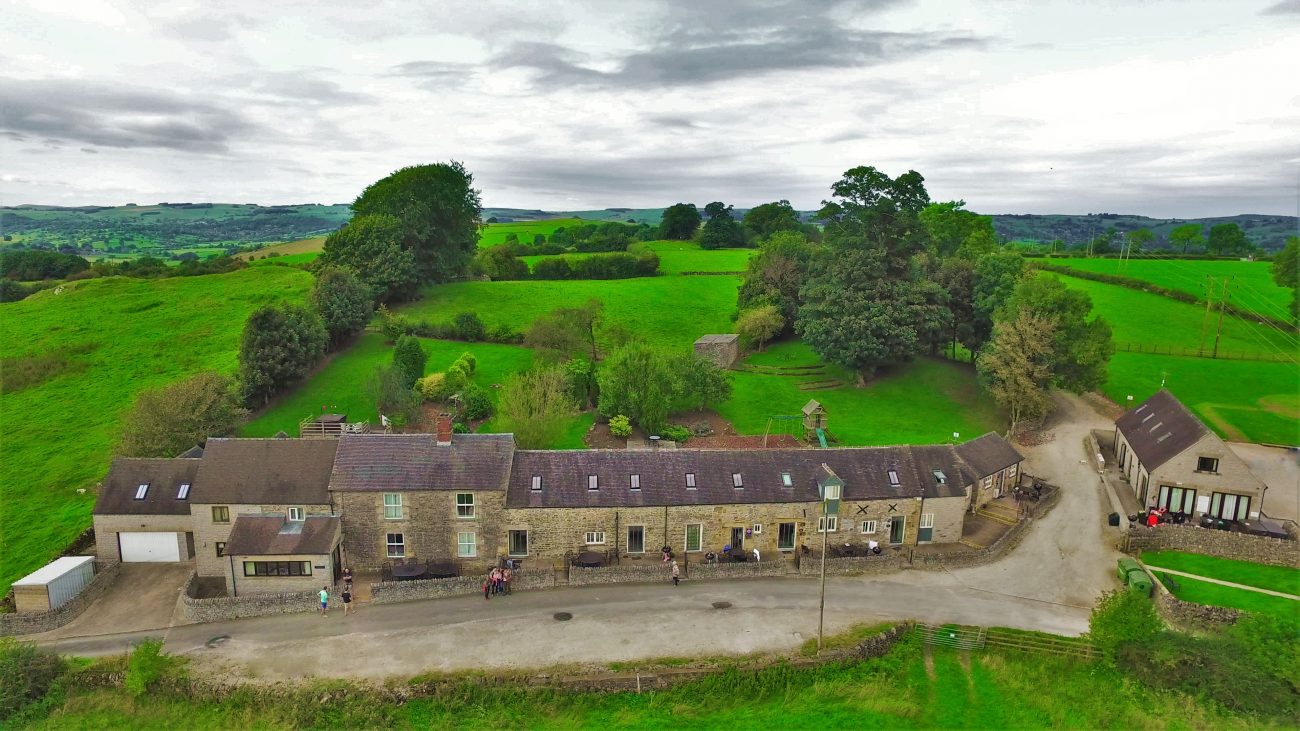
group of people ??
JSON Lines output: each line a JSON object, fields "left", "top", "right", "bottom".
{"left": 318, "top": 567, "right": 357, "bottom": 617}
{"left": 482, "top": 565, "right": 513, "bottom": 599}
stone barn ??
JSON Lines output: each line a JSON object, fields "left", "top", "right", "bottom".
{"left": 694, "top": 334, "right": 740, "bottom": 369}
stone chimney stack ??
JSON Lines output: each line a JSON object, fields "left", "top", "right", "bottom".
{"left": 436, "top": 416, "right": 453, "bottom": 446}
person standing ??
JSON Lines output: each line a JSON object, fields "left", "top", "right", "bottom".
{"left": 502, "top": 566, "right": 513, "bottom": 595}
{"left": 671, "top": 560, "right": 680, "bottom": 586}
{"left": 482, "top": 574, "right": 492, "bottom": 601}
{"left": 341, "top": 586, "right": 353, "bottom": 615}
{"left": 318, "top": 586, "right": 330, "bottom": 616}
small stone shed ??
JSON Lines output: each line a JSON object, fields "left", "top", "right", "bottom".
{"left": 694, "top": 334, "right": 740, "bottom": 369}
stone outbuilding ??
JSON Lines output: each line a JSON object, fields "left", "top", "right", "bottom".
{"left": 694, "top": 334, "right": 739, "bottom": 369}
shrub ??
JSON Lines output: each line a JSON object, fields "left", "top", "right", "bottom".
{"left": 608, "top": 414, "right": 632, "bottom": 438}
{"left": 124, "top": 638, "right": 168, "bottom": 697}
{"left": 736, "top": 305, "right": 784, "bottom": 350}
{"left": 453, "top": 312, "right": 485, "bottom": 342}
{"left": 461, "top": 383, "right": 494, "bottom": 421}
{"left": 1087, "top": 589, "right": 1161, "bottom": 663}
{"left": 691, "top": 420, "right": 714, "bottom": 436}
{"left": 417, "top": 373, "right": 444, "bottom": 401}
{"left": 447, "top": 360, "right": 471, "bottom": 380}
{"left": 532, "top": 257, "right": 574, "bottom": 280}
{"left": 0, "top": 637, "right": 66, "bottom": 720}
{"left": 452, "top": 421, "right": 470, "bottom": 434}
{"left": 377, "top": 304, "right": 407, "bottom": 343}
{"left": 1120, "top": 632, "right": 1298, "bottom": 718}
{"left": 392, "top": 335, "right": 428, "bottom": 388}
{"left": 660, "top": 424, "right": 692, "bottom": 443}
{"left": 458, "top": 352, "right": 477, "bottom": 375}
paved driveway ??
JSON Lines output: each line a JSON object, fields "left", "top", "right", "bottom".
{"left": 1228, "top": 442, "right": 1300, "bottom": 522}
{"left": 31, "top": 562, "right": 193, "bottom": 641}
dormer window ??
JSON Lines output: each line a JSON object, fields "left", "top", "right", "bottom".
{"left": 134, "top": 484, "right": 149, "bottom": 500}
{"left": 685, "top": 472, "right": 696, "bottom": 489}
{"left": 630, "top": 474, "right": 640, "bottom": 490}
{"left": 732, "top": 473, "right": 743, "bottom": 488}
{"left": 781, "top": 472, "right": 792, "bottom": 487}
{"left": 587, "top": 475, "right": 598, "bottom": 491}
{"left": 887, "top": 469, "right": 900, "bottom": 487}
{"left": 176, "top": 483, "right": 190, "bottom": 500}
{"left": 531, "top": 475, "right": 542, "bottom": 491}
{"left": 932, "top": 470, "right": 946, "bottom": 484}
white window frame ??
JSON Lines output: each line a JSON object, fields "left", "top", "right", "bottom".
{"left": 212, "top": 505, "right": 230, "bottom": 523}
{"left": 457, "top": 531, "right": 477, "bottom": 558}
{"left": 685, "top": 472, "right": 696, "bottom": 489}
{"left": 288, "top": 506, "right": 305, "bottom": 522}
{"left": 1196, "top": 456, "right": 1220, "bottom": 474}
{"left": 752, "top": 523, "right": 762, "bottom": 534}
{"left": 508, "top": 529, "right": 529, "bottom": 557}
{"left": 685, "top": 523, "right": 703, "bottom": 552}
{"left": 732, "top": 473, "right": 743, "bottom": 488}
{"left": 821, "top": 483, "right": 841, "bottom": 500}
{"left": 585, "top": 530, "right": 606, "bottom": 545}
{"left": 386, "top": 533, "right": 405, "bottom": 558}
{"left": 781, "top": 472, "right": 792, "bottom": 487}
{"left": 176, "top": 483, "right": 190, "bottom": 500}
{"left": 860, "top": 520, "right": 877, "bottom": 534}
{"left": 383, "top": 493, "right": 403, "bottom": 520}
{"left": 626, "top": 525, "right": 646, "bottom": 554}
{"left": 531, "top": 475, "right": 542, "bottom": 491}
{"left": 932, "top": 470, "right": 946, "bottom": 484}
{"left": 920, "top": 513, "right": 934, "bottom": 529}
{"left": 887, "top": 469, "right": 900, "bottom": 487}
{"left": 817, "top": 516, "right": 838, "bottom": 532}
{"left": 587, "top": 474, "right": 598, "bottom": 491}
{"left": 630, "top": 474, "right": 640, "bottom": 490}
{"left": 456, "top": 492, "right": 475, "bottom": 518}
{"left": 1008, "top": 464, "right": 1018, "bottom": 477}
{"left": 134, "top": 484, "right": 149, "bottom": 500}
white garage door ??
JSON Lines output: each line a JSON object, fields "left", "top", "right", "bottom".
{"left": 119, "top": 532, "right": 182, "bottom": 562}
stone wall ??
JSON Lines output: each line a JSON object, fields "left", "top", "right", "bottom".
{"left": 181, "top": 571, "right": 337, "bottom": 623}
{"left": 1154, "top": 586, "right": 1242, "bottom": 629}
{"left": 370, "top": 570, "right": 557, "bottom": 604}
{"left": 0, "top": 561, "right": 121, "bottom": 636}
{"left": 192, "top": 502, "right": 333, "bottom": 578}
{"left": 568, "top": 562, "right": 674, "bottom": 586}
{"left": 797, "top": 553, "right": 906, "bottom": 576}
{"left": 1124, "top": 524, "right": 1299, "bottom": 568}
{"left": 334, "top": 490, "right": 504, "bottom": 574}
{"left": 693, "top": 334, "right": 739, "bottom": 369}
{"left": 683, "top": 559, "right": 786, "bottom": 581}
{"left": 92, "top": 514, "right": 192, "bottom": 563}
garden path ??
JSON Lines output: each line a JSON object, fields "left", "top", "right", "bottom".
{"left": 1142, "top": 566, "right": 1300, "bottom": 600}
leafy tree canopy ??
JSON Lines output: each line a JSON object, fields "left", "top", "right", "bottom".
{"left": 971, "top": 251, "right": 1026, "bottom": 349}
{"left": 499, "top": 366, "right": 578, "bottom": 449}
{"left": 1207, "top": 222, "right": 1252, "bottom": 256}
{"left": 392, "top": 335, "right": 428, "bottom": 389}
{"left": 919, "top": 200, "right": 997, "bottom": 259}
{"left": 352, "top": 161, "right": 482, "bottom": 283}
{"left": 736, "top": 231, "right": 813, "bottom": 332}
{"left": 998, "top": 275, "right": 1114, "bottom": 392}
{"left": 736, "top": 305, "right": 784, "bottom": 350}
{"left": 658, "top": 203, "right": 702, "bottom": 240}
{"left": 1168, "top": 223, "right": 1204, "bottom": 253}
{"left": 976, "top": 311, "right": 1056, "bottom": 434}
{"left": 238, "top": 303, "right": 327, "bottom": 405}
{"left": 597, "top": 344, "right": 731, "bottom": 434}
{"left": 742, "top": 200, "right": 801, "bottom": 241}
{"left": 318, "top": 214, "right": 420, "bottom": 302}
{"left": 699, "top": 201, "right": 744, "bottom": 250}
{"left": 118, "top": 372, "right": 247, "bottom": 457}
{"left": 310, "top": 266, "right": 373, "bottom": 347}
{"left": 1273, "top": 236, "right": 1299, "bottom": 322}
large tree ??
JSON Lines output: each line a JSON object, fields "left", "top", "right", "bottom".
{"left": 310, "top": 266, "right": 373, "bottom": 347}
{"left": 524, "top": 299, "right": 605, "bottom": 363}
{"left": 658, "top": 203, "right": 702, "bottom": 240}
{"left": 1125, "top": 227, "right": 1154, "bottom": 253}
{"left": 976, "top": 312, "right": 1056, "bottom": 435}
{"left": 351, "top": 162, "right": 482, "bottom": 282}
{"left": 934, "top": 257, "right": 976, "bottom": 357}
{"left": 736, "top": 231, "right": 813, "bottom": 333}
{"left": 1272, "top": 236, "right": 1299, "bottom": 322}
{"left": 699, "top": 201, "right": 744, "bottom": 250}
{"left": 735, "top": 305, "right": 783, "bottom": 350}
{"left": 1168, "top": 223, "right": 1204, "bottom": 253}
{"left": 1207, "top": 222, "right": 1251, "bottom": 256}
{"left": 796, "top": 165, "right": 933, "bottom": 381}
{"left": 919, "top": 200, "right": 998, "bottom": 259}
{"left": 597, "top": 345, "right": 731, "bottom": 434}
{"left": 118, "top": 372, "right": 246, "bottom": 457}
{"left": 971, "top": 251, "right": 1026, "bottom": 349}
{"left": 318, "top": 214, "right": 420, "bottom": 302}
{"left": 238, "top": 303, "right": 328, "bottom": 405}
{"left": 498, "top": 366, "right": 578, "bottom": 449}
{"left": 742, "top": 200, "right": 801, "bottom": 241}
{"left": 998, "top": 275, "right": 1114, "bottom": 392}
{"left": 392, "top": 335, "right": 427, "bottom": 389}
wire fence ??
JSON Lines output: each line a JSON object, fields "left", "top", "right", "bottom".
{"left": 1114, "top": 341, "right": 1298, "bottom": 364}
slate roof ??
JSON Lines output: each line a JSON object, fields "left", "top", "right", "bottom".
{"left": 94, "top": 458, "right": 201, "bottom": 516}
{"left": 1115, "top": 389, "right": 1210, "bottom": 471}
{"left": 954, "top": 432, "right": 1024, "bottom": 478}
{"left": 328, "top": 433, "right": 516, "bottom": 492}
{"left": 506, "top": 447, "right": 935, "bottom": 508}
{"left": 909, "top": 445, "right": 977, "bottom": 499}
{"left": 223, "top": 515, "right": 340, "bottom": 556}
{"left": 191, "top": 439, "right": 338, "bottom": 505}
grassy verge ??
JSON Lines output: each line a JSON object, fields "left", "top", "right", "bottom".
{"left": 0, "top": 267, "right": 313, "bottom": 595}
{"left": 15, "top": 637, "right": 1263, "bottom": 729}
{"left": 1141, "top": 550, "right": 1300, "bottom": 595}
{"left": 1154, "top": 572, "right": 1300, "bottom": 620}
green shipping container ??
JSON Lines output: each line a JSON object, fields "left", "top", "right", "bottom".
{"left": 1117, "top": 557, "right": 1143, "bottom": 581}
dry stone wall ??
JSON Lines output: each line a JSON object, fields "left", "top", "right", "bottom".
{"left": 1125, "top": 525, "right": 1299, "bottom": 568}
{"left": 370, "top": 570, "right": 556, "bottom": 604}
{"left": 181, "top": 572, "right": 337, "bottom": 623}
{"left": 0, "top": 561, "right": 120, "bottom": 636}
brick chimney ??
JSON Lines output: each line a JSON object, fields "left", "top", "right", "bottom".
{"left": 436, "top": 415, "right": 453, "bottom": 446}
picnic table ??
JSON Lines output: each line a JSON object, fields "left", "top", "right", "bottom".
{"left": 576, "top": 551, "right": 605, "bottom": 567}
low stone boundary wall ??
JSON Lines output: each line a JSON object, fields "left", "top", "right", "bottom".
{"left": 1124, "top": 524, "right": 1299, "bottom": 568}
{"left": 371, "top": 570, "right": 557, "bottom": 605}
{"left": 915, "top": 483, "right": 1063, "bottom": 571}
{"left": 0, "top": 560, "right": 120, "bottom": 636}
{"left": 686, "top": 559, "right": 786, "bottom": 581}
{"left": 1154, "top": 587, "right": 1241, "bottom": 629}
{"left": 797, "top": 554, "right": 905, "bottom": 576}
{"left": 181, "top": 572, "right": 335, "bottom": 623}
{"left": 568, "top": 562, "right": 671, "bottom": 586}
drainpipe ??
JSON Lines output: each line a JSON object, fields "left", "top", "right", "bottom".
{"left": 228, "top": 553, "right": 237, "bottom": 597}
{"left": 614, "top": 511, "right": 620, "bottom": 565}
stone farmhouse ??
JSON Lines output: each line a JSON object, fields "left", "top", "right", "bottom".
{"left": 1114, "top": 389, "right": 1266, "bottom": 522}
{"left": 93, "top": 420, "right": 1022, "bottom": 597}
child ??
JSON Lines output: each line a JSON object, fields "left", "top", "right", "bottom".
{"left": 483, "top": 575, "right": 492, "bottom": 601}
{"left": 342, "top": 586, "right": 353, "bottom": 615}
{"left": 671, "top": 560, "right": 680, "bottom": 586}
{"left": 502, "top": 566, "right": 513, "bottom": 595}
{"left": 318, "top": 586, "right": 330, "bottom": 616}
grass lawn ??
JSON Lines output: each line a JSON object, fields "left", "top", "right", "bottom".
{"left": 1154, "top": 572, "right": 1300, "bottom": 621}
{"left": 1047, "top": 257, "right": 1291, "bottom": 319}
{"left": 0, "top": 267, "right": 314, "bottom": 595}
{"left": 1140, "top": 550, "right": 1300, "bottom": 595}
{"left": 722, "top": 344, "right": 1003, "bottom": 445}
{"left": 242, "top": 333, "right": 537, "bottom": 437}
{"left": 479, "top": 218, "right": 590, "bottom": 248}
{"left": 237, "top": 235, "right": 326, "bottom": 261}
{"left": 18, "top": 638, "right": 1260, "bottom": 729}
{"left": 399, "top": 276, "right": 741, "bottom": 349}
{"left": 249, "top": 252, "right": 319, "bottom": 266}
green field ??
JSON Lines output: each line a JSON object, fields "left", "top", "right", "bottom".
{"left": 14, "top": 639, "right": 1261, "bottom": 729}
{"left": 1141, "top": 550, "right": 1300, "bottom": 595}
{"left": 1045, "top": 257, "right": 1292, "bottom": 318}
{"left": 0, "top": 268, "right": 314, "bottom": 595}
{"left": 1043, "top": 272, "right": 1299, "bottom": 445}
{"left": 243, "top": 334, "right": 537, "bottom": 435}
{"left": 479, "top": 218, "right": 591, "bottom": 248}
{"left": 518, "top": 241, "right": 754, "bottom": 275}
{"left": 248, "top": 252, "right": 320, "bottom": 266}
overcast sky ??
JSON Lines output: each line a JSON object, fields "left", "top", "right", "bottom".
{"left": 1, "top": 0, "right": 1298, "bottom": 217}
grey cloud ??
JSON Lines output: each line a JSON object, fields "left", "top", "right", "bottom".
{"left": 159, "top": 12, "right": 257, "bottom": 41}
{"left": 0, "top": 78, "right": 259, "bottom": 153}
{"left": 80, "top": 148, "right": 99, "bottom": 154}
{"left": 386, "top": 60, "right": 478, "bottom": 90}
{"left": 1260, "top": 0, "right": 1300, "bottom": 14}
{"left": 233, "top": 71, "right": 377, "bottom": 106}
{"left": 644, "top": 115, "right": 699, "bottom": 129}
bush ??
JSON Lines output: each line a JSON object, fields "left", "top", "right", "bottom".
{"left": 124, "top": 638, "right": 168, "bottom": 697}
{"left": 608, "top": 414, "right": 632, "bottom": 438}
{"left": 458, "top": 352, "right": 477, "bottom": 375}
{"left": 1120, "top": 631, "right": 1298, "bottom": 718}
{"left": 377, "top": 304, "right": 407, "bottom": 343}
{"left": 532, "top": 257, "right": 574, "bottom": 280}
{"left": 691, "top": 420, "right": 714, "bottom": 436}
{"left": 1087, "top": 589, "right": 1161, "bottom": 663}
{"left": 461, "top": 383, "right": 494, "bottom": 421}
{"left": 453, "top": 312, "right": 486, "bottom": 342}
{"left": 392, "top": 335, "right": 428, "bottom": 388}
{"left": 417, "top": 373, "right": 444, "bottom": 401}
{"left": 661, "top": 424, "right": 692, "bottom": 443}
{"left": 0, "top": 637, "right": 66, "bottom": 720}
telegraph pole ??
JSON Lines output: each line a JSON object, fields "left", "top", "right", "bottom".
{"left": 1211, "top": 277, "right": 1233, "bottom": 359}
{"left": 817, "top": 501, "right": 828, "bottom": 653}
